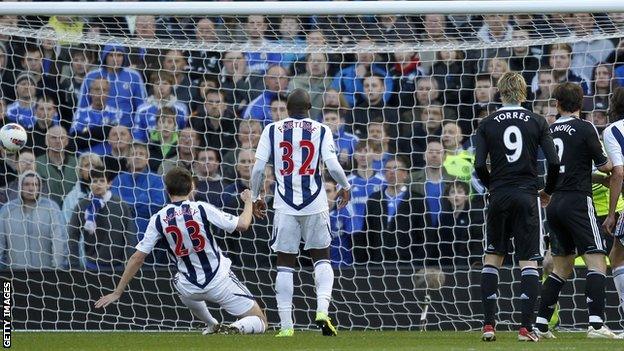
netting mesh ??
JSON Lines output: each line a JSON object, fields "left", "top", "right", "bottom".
{"left": 0, "top": 12, "right": 623, "bottom": 331}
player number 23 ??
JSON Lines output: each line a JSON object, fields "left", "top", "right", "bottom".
{"left": 279, "top": 140, "right": 316, "bottom": 176}
{"left": 165, "top": 220, "right": 206, "bottom": 257}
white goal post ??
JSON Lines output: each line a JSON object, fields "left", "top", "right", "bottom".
{"left": 0, "top": 0, "right": 623, "bottom": 332}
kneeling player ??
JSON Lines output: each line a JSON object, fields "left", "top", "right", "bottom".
{"left": 95, "top": 167, "right": 267, "bottom": 335}
{"left": 535, "top": 83, "right": 618, "bottom": 339}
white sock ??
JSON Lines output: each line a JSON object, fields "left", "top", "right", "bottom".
{"left": 314, "top": 259, "right": 334, "bottom": 315}
{"left": 613, "top": 265, "right": 624, "bottom": 312}
{"left": 276, "top": 266, "right": 295, "bottom": 330}
{"left": 179, "top": 295, "right": 218, "bottom": 327}
{"left": 231, "top": 316, "right": 266, "bottom": 334}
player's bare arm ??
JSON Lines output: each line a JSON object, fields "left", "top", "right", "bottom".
{"left": 94, "top": 250, "right": 147, "bottom": 308}
{"left": 236, "top": 189, "right": 255, "bottom": 231}
{"left": 604, "top": 165, "right": 624, "bottom": 235}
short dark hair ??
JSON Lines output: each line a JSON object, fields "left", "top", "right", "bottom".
{"left": 445, "top": 181, "right": 470, "bottom": 196}
{"left": 553, "top": 82, "right": 584, "bottom": 113}
{"left": 164, "top": 167, "right": 194, "bottom": 196}
{"left": 156, "top": 106, "right": 177, "bottom": 122}
{"left": 286, "top": 88, "right": 311, "bottom": 115}
{"left": 89, "top": 166, "right": 107, "bottom": 181}
{"left": 610, "top": 87, "right": 624, "bottom": 122}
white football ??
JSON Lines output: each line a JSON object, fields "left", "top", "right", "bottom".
{"left": 0, "top": 123, "right": 28, "bottom": 153}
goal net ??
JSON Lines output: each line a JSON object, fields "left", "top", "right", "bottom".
{"left": 1, "top": 3, "right": 624, "bottom": 331}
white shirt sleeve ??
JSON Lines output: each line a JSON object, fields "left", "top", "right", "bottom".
{"left": 255, "top": 125, "right": 272, "bottom": 163}
{"left": 200, "top": 202, "right": 239, "bottom": 233}
{"left": 603, "top": 126, "right": 624, "bottom": 167}
{"left": 135, "top": 215, "right": 162, "bottom": 254}
{"left": 320, "top": 125, "right": 337, "bottom": 162}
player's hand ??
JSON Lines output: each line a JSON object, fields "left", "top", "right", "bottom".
{"left": 603, "top": 214, "right": 616, "bottom": 236}
{"left": 253, "top": 199, "right": 267, "bottom": 219}
{"left": 336, "top": 188, "right": 351, "bottom": 209}
{"left": 95, "top": 291, "right": 121, "bottom": 309}
{"left": 538, "top": 190, "right": 551, "bottom": 208}
{"left": 240, "top": 189, "right": 252, "bottom": 203}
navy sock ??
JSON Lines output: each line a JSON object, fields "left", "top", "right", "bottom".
{"left": 535, "top": 273, "right": 565, "bottom": 332}
{"left": 586, "top": 270, "right": 606, "bottom": 330}
{"left": 520, "top": 267, "right": 540, "bottom": 330}
{"left": 481, "top": 264, "right": 499, "bottom": 327}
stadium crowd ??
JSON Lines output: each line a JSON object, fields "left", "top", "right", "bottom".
{"left": 0, "top": 12, "right": 622, "bottom": 271}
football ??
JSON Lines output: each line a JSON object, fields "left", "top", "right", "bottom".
{"left": 0, "top": 123, "right": 28, "bottom": 153}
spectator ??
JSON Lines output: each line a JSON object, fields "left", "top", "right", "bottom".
{"left": 441, "top": 122, "right": 475, "bottom": 182}
{"left": 58, "top": 47, "right": 93, "bottom": 115}
{"left": 0, "top": 148, "right": 18, "bottom": 189}
{"left": 366, "top": 120, "right": 394, "bottom": 175}
{"left": 222, "top": 119, "right": 262, "bottom": 182}
{"left": 277, "top": 16, "right": 306, "bottom": 70}
{"left": 355, "top": 157, "right": 425, "bottom": 263}
{"left": 399, "top": 77, "right": 457, "bottom": 131}
{"left": 17, "top": 44, "right": 57, "bottom": 96}
{"left": 36, "top": 126, "right": 78, "bottom": 208}
{"left": 418, "top": 14, "right": 448, "bottom": 74}
{"left": 270, "top": 99, "right": 289, "bottom": 122}
{"left": 477, "top": 14, "right": 514, "bottom": 44}
{"left": 331, "top": 39, "right": 393, "bottom": 107}
{"left": 78, "top": 44, "right": 147, "bottom": 124}
{"left": 243, "top": 65, "right": 289, "bottom": 125}
{"left": 564, "top": 13, "right": 614, "bottom": 82}
{"left": 68, "top": 166, "right": 137, "bottom": 271}
{"left": 110, "top": 143, "right": 166, "bottom": 236}
{"left": 288, "top": 52, "right": 332, "bottom": 119}
{"left": 410, "top": 140, "right": 451, "bottom": 228}
{"left": 588, "top": 63, "right": 616, "bottom": 108}
{"left": 71, "top": 77, "right": 121, "bottom": 151}
{"left": 537, "top": 101, "right": 559, "bottom": 126}
{"left": 161, "top": 49, "right": 195, "bottom": 108}
{"left": 193, "top": 147, "right": 227, "bottom": 207}
{"left": 36, "top": 27, "right": 61, "bottom": 82}
{"left": 190, "top": 89, "right": 236, "bottom": 150}
{"left": 188, "top": 18, "right": 222, "bottom": 79}
{"left": 219, "top": 50, "right": 262, "bottom": 112}
{"left": 322, "top": 88, "right": 351, "bottom": 120}
{"left": 399, "top": 105, "right": 445, "bottom": 168}
{"left": 158, "top": 127, "right": 199, "bottom": 175}
{"left": 0, "top": 150, "right": 49, "bottom": 204}
{"left": 509, "top": 29, "right": 540, "bottom": 84}
{"left": 325, "top": 178, "right": 354, "bottom": 267}
{"left": 147, "top": 107, "right": 179, "bottom": 172}
{"left": 62, "top": 152, "right": 104, "bottom": 224}
{"left": 430, "top": 47, "right": 463, "bottom": 107}
{"left": 459, "top": 74, "right": 498, "bottom": 133}
{"left": 29, "top": 96, "right": 61, "bottom": 156}
{"left": 372, "top": 15, "right": 414, "bottom": 44}
{"left": 0, "top": 43, "right": 15, "bottom": 102}
{"left": 243, "top": 15, "right": 282, "bottom": 73}
{"left": 484, "top": 57, "right": 510, "bottom": 86}
{"left": 132, "top": 71, "right": 189, "bottom": 142}
{"left": 128, "top": 15, "right": 162, "bottom": 76}
{"left": 6, "top": 74, "right": 38, "bottom": 129}
{"left": 583, "top": 99, "right": 609, "bottom": 131}
{"left": 222, "top": 148, "right": 254, "bottom": 212}
{"left": 0, "top": 171, "right": 67, "bottom": 270}
{"left": 437, "top": 181, "right": 484, "bottom": 267}
{"left": 352, "top": 73, "right": 400, "bottom": 138}
{"left": 94, "top": 125, "right": 132, "bottom": 180}
{"left": 532, "top": 69, "right": 556, "bottom": 104}
{"left": 323, "top": 108, "right": 358, "bottom": 168}
{"left": 531, "top": 43, "right": 589, "bottom": 94}
{"left": 392, "top": 49, "right": 425, "bottom": 108}
{"left": 347, "top": 141, "right": 386, "bottom": 233}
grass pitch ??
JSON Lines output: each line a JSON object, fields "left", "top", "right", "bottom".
{"left": 14, "top": 331, "right": 624, "bottom": 351}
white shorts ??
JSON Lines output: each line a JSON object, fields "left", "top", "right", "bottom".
{"left": 175, "top": 268, "right": 255, "bottom": 317}
{"left": 270, "top": 210, "right": 332, "bottom": 254}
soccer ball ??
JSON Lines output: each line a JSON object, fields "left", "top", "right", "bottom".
{"left": 0, "top": 123, "right": 28, "bottom": 153}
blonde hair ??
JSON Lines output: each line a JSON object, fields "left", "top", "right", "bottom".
{"left": 497, "top": 72, "right": 527, "bottom": 105}
{"left": 78, "top": 152, "right": 103, "bottom": 169}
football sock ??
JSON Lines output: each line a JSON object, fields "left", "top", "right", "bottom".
{"left": 314, "top": 259, "right": 334, "bottom": 315}
{"left": 613, "top": 265, "right": 624, "bottom": 313}
{"left": 232, "top": 316, "right": 266, "bottom": 334}
{"left": 179, "top": 295, "right": 218, "bottom": 327}
{"left": 536, "top": 273, "right": 565, "bottom": 332}
{"left": 481, "top": 264, "right": 499, "bottom": 327}
{"left": 520, "top": 267, "right": 540, "bottom": 331}
{"left": 276, "top": 266, "right": 295, "bottom": 330}
{"left": 586, "top": 270, "right": 606, "bottom": 330}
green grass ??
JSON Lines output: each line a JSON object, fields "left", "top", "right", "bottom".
{"left": 12, "top": 331, "right": 624, "bottom": 351}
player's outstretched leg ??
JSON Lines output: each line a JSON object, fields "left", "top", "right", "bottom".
{"left": 228, "top": 301, "right": 267, "bottom": 335}
{"left": 178, "top": 294, "right": 220, "bottom": 334}
{"left": 275, "top": 253, "right": 297, "bottom": 337}
{"left": 535, "top": 255, "right": 573, "bottom": 339}
{"left": 583, "top": 253, "right": 619, "bottom": 339}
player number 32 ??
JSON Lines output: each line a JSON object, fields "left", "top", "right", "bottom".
{"left": 279, "top": 140, "right": 316, "bottom": 176}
